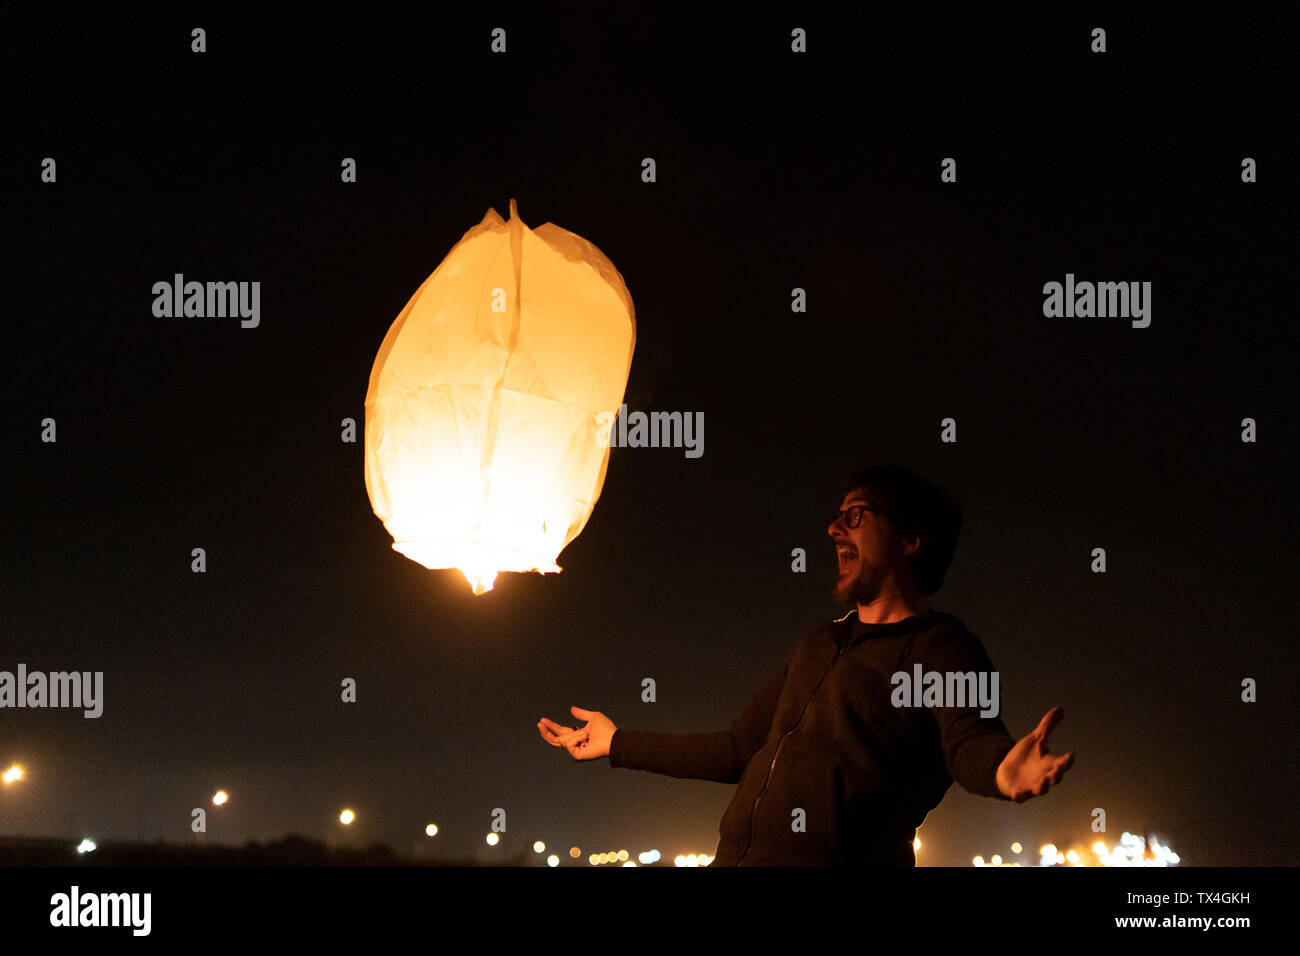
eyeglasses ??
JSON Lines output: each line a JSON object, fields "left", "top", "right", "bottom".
{"left": 829, "top": 504, "right": 882, "bottom": 529}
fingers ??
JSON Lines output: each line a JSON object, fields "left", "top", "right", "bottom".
{"left": 566, "top": 738, "right": 592, "bottom": 764}
{"left": 540, "top": 725, "right": 589, "bottom": 752}
{"left": 1008, "top": 749, "right": 1076, "bottom": 802}
{"left": 537, "top": 718, "right": 562, "bottom": 742}
{"left": 1048, "top": 752, "right": 1075, "bottom": 784}
{"left": 563, "top": 730, "right": 591, "bottom": 759}
{"left": 540, "top": 712, "right": 594, "bottom": 760}
{"left": 571, "top": 705, "right": 595, "bottom": 721}
{"left": 537, "top": 718, "right": 578, "bottom": 746}
{"left": 1028, "top": 752, "right": 1076, "bottom": 798}
{"left": 1035, "top": 705, "right": 1065, "bottom": 740}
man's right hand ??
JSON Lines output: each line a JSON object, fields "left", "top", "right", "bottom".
{"left": 538, "top": 706, "right": 617, "bottom": 760}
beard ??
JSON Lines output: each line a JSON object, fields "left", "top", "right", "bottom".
{"left": 832, "top": 559, "right": 881, "bottom": 606}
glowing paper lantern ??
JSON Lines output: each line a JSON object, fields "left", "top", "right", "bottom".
{"left": 364, "top": 199, "right": 636, "bottom": 595}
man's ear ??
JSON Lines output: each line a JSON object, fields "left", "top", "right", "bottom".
{"left": 903, "top": 534, "right": 923, "bottom": 557}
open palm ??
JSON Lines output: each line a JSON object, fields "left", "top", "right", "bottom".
{"left": 996, "top": 705, "right": 1075, "bottom": 802}
{"left": 537, "top": 706, "right": 616, "bottom": 760}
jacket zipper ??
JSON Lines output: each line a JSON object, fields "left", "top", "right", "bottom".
{"left": 736, "top": 638, "right": 845, "bottom": 864}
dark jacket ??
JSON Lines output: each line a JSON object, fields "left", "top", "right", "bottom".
{"left": 608, "top": 609, "right": 1016, "bottom": 865}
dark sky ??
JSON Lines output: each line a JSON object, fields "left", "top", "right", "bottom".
{"left": 3, "top": 5, "right": 1295, "bottom": 867}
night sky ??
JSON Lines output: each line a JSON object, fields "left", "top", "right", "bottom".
{"left": 3, "top": 5, "right": 1296, "bottom": 867}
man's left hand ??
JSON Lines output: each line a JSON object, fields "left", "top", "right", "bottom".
{"left": 996, "top": 706, "right": 1075, "bottom": 802}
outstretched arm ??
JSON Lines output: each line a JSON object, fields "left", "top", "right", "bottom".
{"left": 996, "top": 705, "right": 1075, "bottom": 801}
{"left": 537, "top": 647, "right": 792, "bottom": 783}
{"left": 607, "top": 656, "right": 786, "bottom": 783}
{"left": 925, "top": 628, "right": 1019, "bottom": 798}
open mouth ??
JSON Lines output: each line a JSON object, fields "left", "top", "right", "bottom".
{"left": 836, "top": 547, "right": 858, "bottom": 574}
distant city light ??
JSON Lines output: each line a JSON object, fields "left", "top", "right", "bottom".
{"left": 1092, "top": 833, "right": 1180, "bottom": 867}
{"left": 1011, "top": 842, "right": 1022, "bottom": 854}
{"left": 212, "top": 790, "right": 228, "bottom": 806}
{"left": 486, "top": 833, "right": 499, "bottom": 846}
{"left": 425, "top": 824, "right": 438, "bottom": 837}
{"left": 547, "top": 854, "right": 559, "bottom": 867}
{"left": 569, "top": 846, "right": 581, "bottom": 858}
{"left": 533, "top": 841, "right": 546, "bottom": 853}
{"left": 637, "top": 849, "right": 661, "bottom": 865}
{"left": 617, "top": 849, "right": 629, "bottom": 862}
{"left": 339, "top": 809, "right": 355, "bottom": 825}
{"left": 975, "top": 833, "right": 1180, "bottom": 867}
{"left": 913, "top": 836, "right": 921, "bottom": 851}
{"left": 588, "top": 854, "right": 599, "bottom": 865}
{"left": 76, "top": 839, "right": 96, "bottom": 854}
{"left": 623, "top": 861, "right": 636, "bottom": 867}
{"left": 3, "top": 765, "right": 23, "bottom": 784}
{"left": 991, "top": 855, "right": 1002, "bottom": 866}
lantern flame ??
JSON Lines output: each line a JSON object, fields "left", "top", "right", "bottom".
{"left": 365, "top": 199, "right": 635, "bottom": 594}
{"left": 462, "top": 567, "right": 498, "bottom": 596}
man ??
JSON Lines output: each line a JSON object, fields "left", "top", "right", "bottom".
{"left": 538, "top": 462, "right": 1074, "bottom": 865}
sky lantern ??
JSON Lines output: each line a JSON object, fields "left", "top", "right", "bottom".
{"left": 364, "top": 199, "right": 636, "bottom": 595}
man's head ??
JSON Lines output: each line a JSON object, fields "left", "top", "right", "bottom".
{"left": 827, "top": 462, "right": 963, "bottom": 606}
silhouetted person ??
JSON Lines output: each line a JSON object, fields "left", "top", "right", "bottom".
{"left": 539, "top": 462, "right": 1074, "bottom": 866}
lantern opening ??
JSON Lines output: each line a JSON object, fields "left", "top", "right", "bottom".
{"left": 391, "top": 538, "right": 563, "bottom": 596}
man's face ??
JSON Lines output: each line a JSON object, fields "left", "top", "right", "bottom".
{"left": 828, "top": 490, "right": 910, "bottom": 606}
